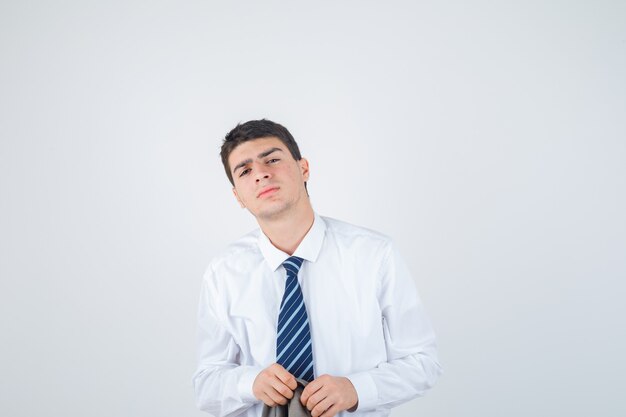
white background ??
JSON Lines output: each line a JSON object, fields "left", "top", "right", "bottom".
{"left": 1, "top": 1, "right": 625, "bottom": 416}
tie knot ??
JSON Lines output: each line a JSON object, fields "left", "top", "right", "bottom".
{"left": 282, "top": 256, "right": 304, "bottom": 275}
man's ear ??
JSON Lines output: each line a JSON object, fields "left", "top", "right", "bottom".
{"left": 299, "top": 157, "right": 310, "bottom": 182}
{"left": 232, "top": 187, "right": 245, "bottom": 208}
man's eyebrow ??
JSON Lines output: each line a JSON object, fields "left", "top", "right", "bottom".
{"left": 232, "top": 148, "right": 284, "bottom": 174}
{"left": 258, "top": 147, "right": 283, "bottom": 159}
{"left": 232, "top": 158, "right": 253, "bottom": 174}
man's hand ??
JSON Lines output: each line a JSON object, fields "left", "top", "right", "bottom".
{"left": 300, "top": 374, "right": 358, "bottom": 417}
{"left": 252, "top": 363, "right": 298, "bottom": 407}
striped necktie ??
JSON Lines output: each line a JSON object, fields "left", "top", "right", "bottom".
{"left": 276, "top": 256, "right": 314, "bottom": 382}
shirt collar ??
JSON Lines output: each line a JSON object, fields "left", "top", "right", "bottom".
{"left": 258, "top": 212, "right": 326, "bottom": 271}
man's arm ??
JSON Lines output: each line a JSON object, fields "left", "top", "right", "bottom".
{"left": 301, "top": 241, "right": 443, "bottom": 414}
{"left": 193, "top": 268, "right": 300, "bottom": 417}
{"left": 192, "top": 271, "right": 263, "bottom": 417}
{"left": 347, "top": 241, "right": 443, "bottom": 410}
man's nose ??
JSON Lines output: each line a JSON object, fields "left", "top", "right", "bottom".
{"left": 254, "top": 163, "right": 271, "bottom": 182}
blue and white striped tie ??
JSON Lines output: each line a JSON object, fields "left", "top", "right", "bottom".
{"left": 276, "top": 256, "right": 314, "bottom": 382}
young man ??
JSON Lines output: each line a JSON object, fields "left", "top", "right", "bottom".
{"left": 193, "top": 120, "right": 442, "bottom": 417}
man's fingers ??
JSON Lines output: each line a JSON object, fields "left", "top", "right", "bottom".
{"left": 270, "top": 377, "right": 294, "bottom": 400}
{"left": 300, "top": 377, "right": 323, "bottom": 404}
{"left": 311, "top": 396, "right": 333, "bottom": 417}
{"left": 320, "top": 404, "right": 340, "bottom": 417}
{"left": 305, "top": 389, "right": 327, "bottom": 411}
{"left": 273, "top": 365, "right": 297, "bottom": 390}
{"left": 252, "top": 363, "right": 297, "bottom": 407}
{"left": 259, "top": 392, "right": 277, "bottom": 407}
{"left": 254, "top": 363, "right": 299, "bottom": 406}
{"left": 265, "top": 386, "right": 289, "bottom": 406}
{"left": 301, "top": 375, "right": 358, "bottom": 416}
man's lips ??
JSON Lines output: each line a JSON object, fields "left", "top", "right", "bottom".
{"left": 257, "top": 187, "right": 279, "bottom": 198}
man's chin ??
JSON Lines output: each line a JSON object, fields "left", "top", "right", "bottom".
{"left": 253, "top": 203, "right": 292, "bottom": 222}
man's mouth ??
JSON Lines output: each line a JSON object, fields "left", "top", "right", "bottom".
{"left": 257, "top": 187, "right": 279, "bottom": 198}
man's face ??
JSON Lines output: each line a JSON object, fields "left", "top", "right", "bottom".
{"left": 228, "top": 137, "right": 310, "bottom": 221}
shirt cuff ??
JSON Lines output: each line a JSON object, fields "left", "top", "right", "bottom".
{"left": 237, "top": 366, "right": 264, "bottom": 402}
{"left": 346, "top": 371, "right": 378, "bottom": 411}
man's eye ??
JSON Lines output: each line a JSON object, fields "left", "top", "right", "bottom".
{"left": 267, "top": 158, "right": 280, "bottom": 164}
{"left": 239, "top": 168, "right": 250, "bottom": 177}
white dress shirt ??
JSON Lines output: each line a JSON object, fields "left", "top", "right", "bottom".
{"left": 193, "top": 213, "right": 442, "bottom": 417}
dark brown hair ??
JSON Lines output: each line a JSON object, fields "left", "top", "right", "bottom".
{"left": 220, "top": 119, "right": 303, "bottom": 185}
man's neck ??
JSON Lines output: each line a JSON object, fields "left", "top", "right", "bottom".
{"left": 258, "top": 205, "right": 315, "bottom": 255}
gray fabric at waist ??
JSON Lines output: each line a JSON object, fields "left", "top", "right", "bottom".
{"left": 261, "top": 378, "right": 312, "bottom": 417}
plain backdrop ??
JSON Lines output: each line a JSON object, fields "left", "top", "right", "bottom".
{"left": 1, "top": 1, "right": 625, "bottom": 416}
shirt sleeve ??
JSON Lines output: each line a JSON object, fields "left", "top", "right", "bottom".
{"left": 192, "top": 266, "right": 263, "bottom": 417}
{"left": 346, "top": 240, "right": 443, "bottom": 411}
